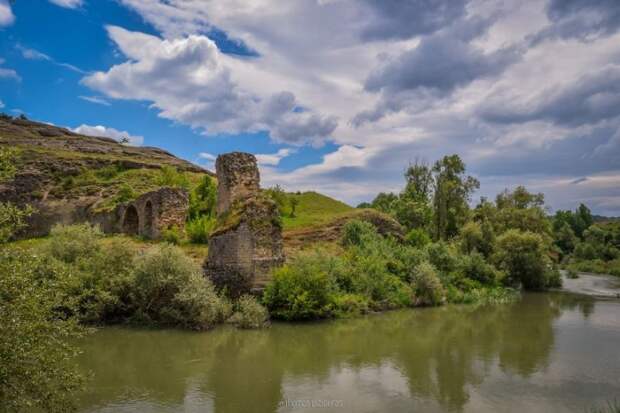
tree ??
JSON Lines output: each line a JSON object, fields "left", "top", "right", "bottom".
{"left": 264, "top": 185, "right": 289, "bottom": 216}
{"left": 494, "top": 229, "right": 561, "bottom": 290}
{"left": 432, "top": 155, "right": 479, "bottom": 240}
{"left": 289, "top": 197, "right": 299, "bottom": 218}
{"left": 369, "top": 192, "right": 398, "bottom": 214}
{"left": 189, "top": 175, "right": 217, "bottom": 219}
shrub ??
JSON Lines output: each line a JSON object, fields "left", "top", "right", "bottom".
{"left": 460, "top": 252, "right": 503, "bottom": 285}
{"left": 186, "top": 216, "right": 216, "bottom": 244}
{"left": 115, "top": 183, "right": 136, "bottom": 203}
{"left": 131, "top": 245, "right": 229, "bottom": 329}
{"left": 158, "top": 165, "right": 190, "bottom": 189}
{"left": 425, "top": 241, "right": 460, "bottom": 275}
{"left": 0, "top": 146, "right": 19, "bottom": 182}
{"left": 342, "top": 219, "right": 379, "bottom": 248}
{"left": 411, "top": 262, "right": 445, "bottom": 306}
{"left": 0, "top": 202, "right": 33, "bottom": 243}
{"left": 0, "top": 250, "right": 85, "bottom": 412}
{"left": 263, "top": 251, "right": 339, "bottom": 320}
{"left": 230, "top": 295, "right": 269, "bottom": 329}
{"left": 566, "top": 268, "right": 579, "bottom": 279}
{"left": 405, "top": 228, "right": 431, "bottom": 248}
{"left": 47, "top": 223, "right": 102, "bottom": 263}
{"left": 71, "top": 239, "right": 137, "bottom": 323}
{"left": 189, "top": 175, "right": 217, "bottom": 219}
{"left": 264, "top": 185, "right": 289, "bottom": 215}
{"left": 161, "top": 225, "right": 185, "bottom": 245}
{"left": 494, "top": 229, "right": 559, "bottom": 290}
{"left": 333, "top": 293, "right": 370, "bottom": 316}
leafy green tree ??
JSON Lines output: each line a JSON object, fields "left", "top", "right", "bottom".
{"left": 494, "top": 229, "right": 560, "bottom": 290}
{"left": 554, "top": 222, "right": 578, "bottom": 257}
{"left": 264, "top": 185, "right": 289, "bottom": 215}
{"left": 289, "top": 197, "right": 299, "bottom": 218}
{"left": 0, "top": 250, "right": 85, "bottom": 412}
{"left": 432, "top": 155, "right": 479, "bottom": 240}
{"left": 369, "top": 192, "right": 398, "bottom": 214}
{"left": 189, "top": 175, "right": 217, "bottom": 219}
{"left": 493, "top": 186, "right": 551, "bottom": 237}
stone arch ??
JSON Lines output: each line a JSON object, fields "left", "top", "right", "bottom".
{"left": 123, "top": 205, "right": 139, "bottom": 235}
{"left": 143, "top": 200, "right": 154, "bottom": 238}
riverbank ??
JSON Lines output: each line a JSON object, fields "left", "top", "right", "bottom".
{"left": 561, "top": 271, "right": 620, "bottom": 299}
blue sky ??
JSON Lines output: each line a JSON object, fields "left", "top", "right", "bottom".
{"left": 1, "top": 0, "right": 620, "bottom": 215}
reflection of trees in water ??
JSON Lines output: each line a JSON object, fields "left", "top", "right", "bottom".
{"left": 77, "top": 293, "right": 593, "bottom": 413}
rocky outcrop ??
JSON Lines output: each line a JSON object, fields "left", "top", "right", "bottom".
{"left": 205, "top": 152, "right": 284, "bottom": 297}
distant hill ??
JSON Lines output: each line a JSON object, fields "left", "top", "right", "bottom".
{"left": 0, "top": 114, "right": 211, "bottom": 236}
{"left": 593, "top": 215, "right": 620, "bottom": 223}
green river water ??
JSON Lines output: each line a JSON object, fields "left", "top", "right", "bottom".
{"left": 76, "top": 292, "right": 620, "bottom": 413}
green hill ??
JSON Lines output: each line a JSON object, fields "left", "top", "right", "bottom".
{"left": 281, "top": 191, "right": 354, "bottom": 230}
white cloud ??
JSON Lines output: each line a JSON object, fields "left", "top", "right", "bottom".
{"left": 83, "top": 26, "right": 337, "bottom": 146}
{"left": 255, "top": 148, "right": 295, "bottom": 166}
{"left": 48, "top": 0, "right": 82, "bottom": 8}
{"left": 0, "top": 99, "right": 4, "bottom": 109}
{"left": 108, "top": 0, "right": 620, "bottom": 214}
{"left": 79, "top": 96, "right": 111, "bottom": 106}
{"left": 0, "top": 67, "right": 20, "bottom": 81}
{"left": 73, "top": 124, "right": 144, "bottom": 146}
{"left": 18, "top": 45, "right": 86, "bottom": 74}
{"left": 0, "top": 0, "right": 14, "bottom": 27}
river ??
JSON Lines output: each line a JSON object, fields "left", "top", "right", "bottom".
{"left": 76, "top": 291, "right": 620, "bottom": 413}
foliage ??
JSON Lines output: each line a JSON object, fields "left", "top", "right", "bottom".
{"left": 189, "top": 175, "right": 217, "bottom": 219}
{"left": 405, "top": 228, "right": 431, "bottom": 248}
{"left": 432, "top": 155, "right": 479, "bottom": 240}
{"left": 131, "top": 244, "right": 230, "bottom": 329}
{"left": 460, "top": 220, "right": 495, "bottom": 258}
{"left": 0, "top": 202, "right": 34, "bottom": 243}
{"left": 0, "top": 146, "right": 20, "bottom": 182}
{"left": 0, "top": 249, "right": 85, "bottom": 412}
{"left": 230, "top": 295, "right": 269, "bottom": 329}
{"left": 186, "top": 215, "right": 216, "bottom": 244}
{"left": 115, "top": 183, "right": 136, "bottom": 203}
{"left": 46, "top": 223, "right": 103, "bottom": 263}
{"left": 281, "top": 191, "right": 353, "bottom": 230}
{"left": 494, "top": 229, "right": 561, "bottom": 290}
{"left": 342, "top": 219, "right": 378, "bottom": 247}
{"left": 566, "top": 268, "right": 579, "bottom": 279}
{"left": 263, "top": 251, "right": 339, "bottom": 320}
{"left": 264, "top": 185, "right": 289, "bottom": 215}
{"left": 289, "top": 197, "right": 299, "bottom": 218}
{"left": 411, "top": 262, "right": 445, "bottom": 306}
{"left": 460, "top": 251, "right": 503, "bottom": 285}
{"left": 157, "top": 165, "right": 191, "bottom": 189}
{"left": 161, "top": 225, "right": 185, "bottom": 245}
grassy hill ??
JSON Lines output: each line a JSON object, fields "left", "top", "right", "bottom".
{"left": 281, "top": 191, "right": 354, "bottom": 230}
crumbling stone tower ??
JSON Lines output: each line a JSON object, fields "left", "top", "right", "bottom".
{"left": 205, "top": 152, "right": 284, "bottom": 297}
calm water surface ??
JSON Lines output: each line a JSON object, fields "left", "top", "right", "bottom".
{"left": 77, "top": 293, "right": 620, "bottom": 413}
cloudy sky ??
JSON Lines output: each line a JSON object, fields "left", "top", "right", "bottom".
{"left": 1, "top": 0, "right": 620, "bottom": 215}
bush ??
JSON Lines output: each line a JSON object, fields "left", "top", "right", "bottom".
{"left": 263, "top": 251, "right": 339, "bottom": 320}
{"left": 158, "top": 165, "right": 190, "bottom": 189}
{"left": 411, "top": 262, "right": 445, "bottom": 306}
{"left": 131, "top": 245, "right": 229, "bottom": 329}
{"left": 425, "top": 241, "right": 460, "bottom": 275}
{"left": 342, "top": 219, "right": 379, "bottom": 248}
{"left": 0, "top": 250, "right": 85, "bottom": 412}
{"left": 405, "top": 228, "right": 431, "bottom": 248}
{"left": 186, "top": 216, "right": 216, "bottom": 244}
{"left": 0, "top": 202, "right": 33, "bottom": 243}
{"left": 161, "top": 225, "right": 185, "bottom": 245}
{"left": 460, "top": 252, "right": 503, "bottom": 285}
{"left": 333, "top": 293, "right": 370, "bottom": 316}
{"left": 115, "top": 183, "right": 135, "bottom": 203}
{"left": 494, "top": 229, "right": 559, "bottom": 290}
{"left": 47, "top": 223, "right": 102, "bottom": 263}
{"left": 566, "top": 268, "right": 579, "bottom": 279}
{"left": 230, "top": 295, "right": 269, "bottom": 329}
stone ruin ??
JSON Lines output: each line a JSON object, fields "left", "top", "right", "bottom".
{"left": 205, "top": 152, "right": 285, "bottom": 297}
{"left": 97, "top": 187, "right": 189, "bottom": 239}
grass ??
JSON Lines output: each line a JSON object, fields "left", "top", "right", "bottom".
{"left": 5, "top": 234, "right": 209, "bottom": 265}
{"left": 568, "top": 259, "right": 620, "bottom": 277}
{"left": 281, "top": 191, "right": 354, "bottom": 230}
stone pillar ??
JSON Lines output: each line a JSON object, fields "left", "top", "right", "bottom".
{"left": 205, "top": 152, "right": 284, "bottom": 297}
{"left": 215, "top": 152, "right": 260, "bottom": 216}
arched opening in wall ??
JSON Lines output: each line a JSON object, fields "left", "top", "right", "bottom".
{"left": 143, "top": 201, "right": 154, "bottom": 238}
{"left": 123, "top": 205, "right": 139, "bottom": 235}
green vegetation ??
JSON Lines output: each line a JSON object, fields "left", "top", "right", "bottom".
{"left": 264, "top": 220, "right": 517, "bottom": 321}
{"left": 229, "top": 295, "right": 269, "bottom": 329}
{"left": 280, "top": 191, "right": 353, "bottom": 229}
{"left": 0, "top": 146, "right": 20, "bottom": 182}
{"left": 0, "top": 202, "right": 33, "bottom": 243}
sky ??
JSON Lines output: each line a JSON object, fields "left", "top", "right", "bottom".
{"left": 1, "top": 0, "right": 619, "bottom": 215}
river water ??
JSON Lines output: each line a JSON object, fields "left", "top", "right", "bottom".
{"left": 76, "top": 292, "right": 620, "bottom": 413}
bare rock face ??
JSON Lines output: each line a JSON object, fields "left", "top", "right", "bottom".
{"left": 205, "top": 152, "right": 284, "bottom": 297}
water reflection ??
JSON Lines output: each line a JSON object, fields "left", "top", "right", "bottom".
{"left": 77, "top": 293, "right": 620, "bottom": 413}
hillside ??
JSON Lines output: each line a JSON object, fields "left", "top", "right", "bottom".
{"left": 0, "top": 115, "right": 210, "bottom": 236}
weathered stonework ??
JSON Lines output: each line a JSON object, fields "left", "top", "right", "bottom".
{"left": 205, "top": 152, "right": 284, "bottom": 297}
{"left": 95, "top": 187, "right": 188, "bottom": 239}
{"left": 215, "top": 152, "right": 260, "bottom": 215}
